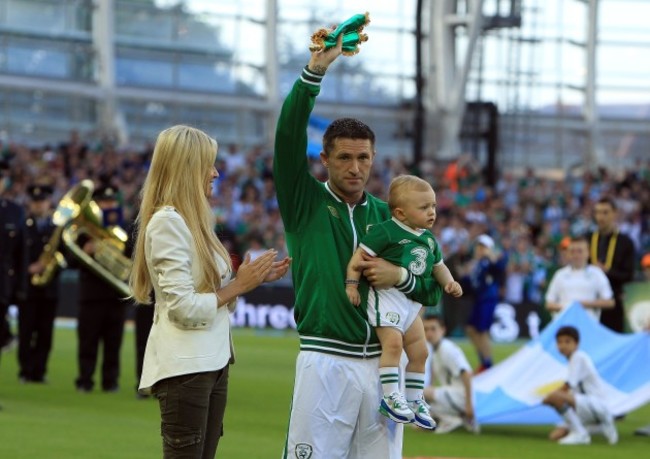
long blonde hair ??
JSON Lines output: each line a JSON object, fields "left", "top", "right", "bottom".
{"left": 129, "top": 125, "right": 232, "bottom": 304}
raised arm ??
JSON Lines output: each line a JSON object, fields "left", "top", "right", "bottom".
{"left": 273, "top": 35, "right": 343, "bottom": 232}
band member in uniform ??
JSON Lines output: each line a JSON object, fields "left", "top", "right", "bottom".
{"left": 17, "top": 185, "right": 60, "bottom": 383}
{"left": 74, "top": 185, "right": 128, "bottom": 393}
{"left": 0, "top": 159, "right": 26, "bottom": 367}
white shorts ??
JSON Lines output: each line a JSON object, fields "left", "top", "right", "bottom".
{"left": 429, "top": 386, "right": 467, "bottom": 417}
{"left": 367, "top": 287, "right": 421, "bottom": 334}
{"left": 284, "top": 351, "right": 404, "bottom": 459}
{"left": 575, "top": 393, "right": 611, "bottom": 425}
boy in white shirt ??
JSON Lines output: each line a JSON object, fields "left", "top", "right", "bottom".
{"left": 543, "top": 325, "right": 618, "bottom": 445}
{"left": 545, "top": 236, "right": 614, "bottom": 321}
{"left": 422, "top": 315, "right": 478, "bottom": 434}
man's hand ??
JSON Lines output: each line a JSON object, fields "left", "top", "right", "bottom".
{"left": 28, "top": 261, "right": 45, "bottom": 275}
{"left": 357, "top": 253, "right": 401, "bottom": 289}
{"left": 83, "top": 240, "right": 95, "bottom": 255}
{"left": 307, "top": 29, "right": 343, "bottom": 75}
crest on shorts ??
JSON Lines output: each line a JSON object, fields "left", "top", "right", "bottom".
{"left": 386, "top": 311, "right": 401, "bottom": 325}
{"left": 295, "top": 443, "right": 313, "bottom": 459}
{"left": 327, "top": 205, "right": 340, "bottom": 219}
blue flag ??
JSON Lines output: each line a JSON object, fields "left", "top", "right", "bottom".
{"left": 307, "top": 115, "right": 330, "bottom": 158}
{"left": 474, "top": 302, "right": 650, "bottom": 424}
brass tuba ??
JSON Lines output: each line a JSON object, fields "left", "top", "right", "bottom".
{"left": 30, "top": 218, "right": 69, "bottom": 287}
{"left": 31, "top": 181, "right": 98, "bottom": 286}
{"left": 60, "top": 180, "right": 132, "bottom": 297}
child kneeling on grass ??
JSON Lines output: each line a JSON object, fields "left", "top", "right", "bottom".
{"left": 543, "top": 325, "right": 618, "bottom": 445}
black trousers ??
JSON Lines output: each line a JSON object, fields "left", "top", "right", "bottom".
{"left": 600, "top": 294, "right": 625, "bottom": 333}
{"left": 18, "top": 298, "right": 57, "bottom": 381}
{"left": 75, "top": 298, "right": 126, "bottom": 391}
{"left": 134, "top": 303, "right": 155, "bottom": 385}
{"left": 0, "top": 301, "right": 12, "bottom": 366}
{"left": 153, "top": 367, "right": 229, "bottom": 459}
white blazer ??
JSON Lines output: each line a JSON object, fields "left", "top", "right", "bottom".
{"left": 138, "top": 206, "right": 232, "bottom": 394}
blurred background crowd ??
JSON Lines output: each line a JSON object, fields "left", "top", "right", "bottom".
{"left": 2, "top": 130, "right": 649, "bottom": 300}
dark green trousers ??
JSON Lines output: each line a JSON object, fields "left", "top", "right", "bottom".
{"left": 153, "top": 367, "right": 229, "bottom": 459}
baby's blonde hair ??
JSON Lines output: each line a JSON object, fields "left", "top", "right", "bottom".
{"left": 387, "top": 175, "right": 434, "bottom": 212}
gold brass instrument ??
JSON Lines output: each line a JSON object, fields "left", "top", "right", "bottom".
{"left": 60, "top": 180, "right": 132, "bottom": 297}
{"left": 30, "top": 183, "right": 90, "bottom": 286}
{"left": 30, "top": 227, "right": 68, "bottom": 287}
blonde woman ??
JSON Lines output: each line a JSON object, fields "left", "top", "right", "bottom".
{"left": 130, "top": 125, "right": 290, "bottom": 458}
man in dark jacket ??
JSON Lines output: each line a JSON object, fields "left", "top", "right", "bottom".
{"left": 0, "top": 159, "right": 26, "bottom": 367}
{"left": 17, "top": 185, "right": 61, "bottom": 383}
{"left": 589, "top": 196, "right": 636, "bottom": 332}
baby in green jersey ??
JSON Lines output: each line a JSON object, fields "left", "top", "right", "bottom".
{"left": 345, "top": 174, "right": 463, "bottom": 429}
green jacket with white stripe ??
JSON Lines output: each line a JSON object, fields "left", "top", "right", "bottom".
{"left": 273, "top": 67, "right": 442, "bottom": 358}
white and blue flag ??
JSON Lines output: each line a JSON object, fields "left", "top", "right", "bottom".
{"left": 307, "top": 115, "right": 330, "bottom": 158}
{"left": 474, "top": 302, "right": 650, "bottom": 424}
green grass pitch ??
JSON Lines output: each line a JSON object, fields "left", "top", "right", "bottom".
{"left": 0, "top": 325, "right": 648, "bottom": 458}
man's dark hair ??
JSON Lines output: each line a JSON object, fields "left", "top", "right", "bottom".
{"left": 322, "top": 118, "right": 375, "bottom": 156}
{"left": 596, "top": 196, "right": 617, "bottom": 211}
{"left": 556, "top": 325, "right": 580, "bottom": 343}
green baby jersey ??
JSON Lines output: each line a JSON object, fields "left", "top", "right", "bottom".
{"left": 360, "top": 218, "right": 443, "bottom": 306}
{"left": 273, "top": 67, "right": 443, "bottom": 358}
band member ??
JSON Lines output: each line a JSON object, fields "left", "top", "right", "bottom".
{"left": 74, "top": 185, "right": 128, "bottom": 393}
{"left": 17, "top": 185, "right": 60, "bottom": 383}
{"left": 0, "top": 159, "right": 26, "bottom": 367}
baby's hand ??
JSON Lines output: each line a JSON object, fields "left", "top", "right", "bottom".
{"left": 346, "top": 286, "right": 361, "bottom": 306}
{"left": 444, "top": 281, "right": 463, "bottom": 297}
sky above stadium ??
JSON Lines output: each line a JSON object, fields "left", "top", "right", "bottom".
{"left": 154, "top": 0, "right": 650, "bottom": 108}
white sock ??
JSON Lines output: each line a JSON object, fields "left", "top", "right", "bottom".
{"left": 379, "top": 367, "right": 399, "bottom": 396}
{"left": 562, "top": 408, "right": 587, "bottom": 435}
{"left": 404, "top": 371, "right": 425, "bottom": 402}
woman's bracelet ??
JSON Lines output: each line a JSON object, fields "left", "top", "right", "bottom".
{"left": 344, "top": 279, "right": 359, "bottom": 285}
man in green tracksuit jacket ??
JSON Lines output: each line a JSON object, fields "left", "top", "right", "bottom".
{"left": 275, "top": 36, "right": 442, "bottom": 459}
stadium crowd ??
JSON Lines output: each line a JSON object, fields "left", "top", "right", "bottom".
{"left": 1, "top": 130, "right": 649, "bottom": 440}
{"left": 2, "top": 131, "right": 649, "bottom": 297}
